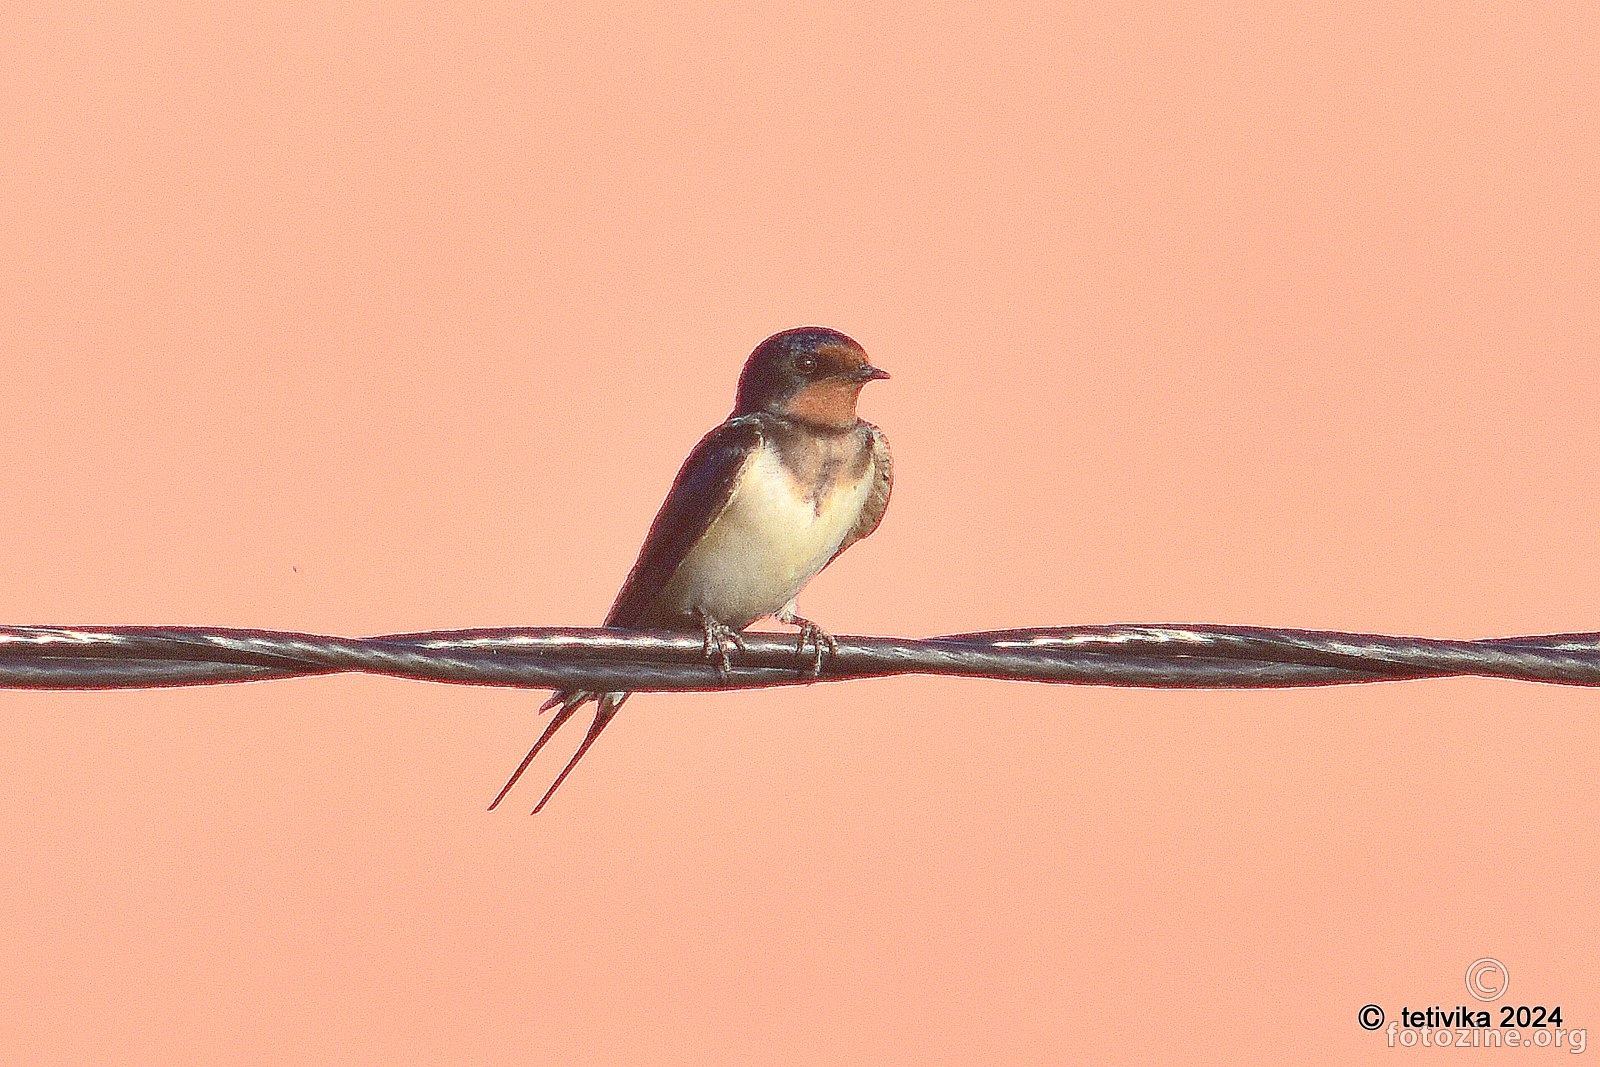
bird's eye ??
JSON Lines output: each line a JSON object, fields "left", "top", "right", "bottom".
{"left": 795, "top": 355, "right": 817, "bottom": 373}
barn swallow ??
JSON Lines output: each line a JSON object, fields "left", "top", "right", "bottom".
{"left": 489, "top": 326, "right": 892, "bottom": 813}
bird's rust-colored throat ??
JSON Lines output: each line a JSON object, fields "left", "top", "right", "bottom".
{"left": 779, "top": 378, "right": 871, "bottom": 429}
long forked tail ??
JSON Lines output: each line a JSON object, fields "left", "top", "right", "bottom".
{"left": 486, "top": 690, "right": 630, "bottom": 813}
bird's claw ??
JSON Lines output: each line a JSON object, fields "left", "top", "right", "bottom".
{"left": 777, "top": 607, "right": 838, "bottom": 677}
{"left": 795, "top": 621, "right": 838, "bottom": 677}
{"left": 698, "top": 610, "right": 747, "bottom": 679}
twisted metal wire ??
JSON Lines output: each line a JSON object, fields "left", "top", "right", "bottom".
{"left": 2, "top": 623, "right": 1599, "bottom": 691}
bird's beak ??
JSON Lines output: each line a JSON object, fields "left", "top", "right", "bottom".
{"left": 854, "top": 364, "right": 891, "bottom": 382}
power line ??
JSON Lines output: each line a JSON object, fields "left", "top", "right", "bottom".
{"left": 2, "top": 623, "right": 1598, "bottom": 691}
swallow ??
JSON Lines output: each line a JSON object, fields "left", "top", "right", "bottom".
{"left": 489, "top": 326, "right": 892, "bottom": 813}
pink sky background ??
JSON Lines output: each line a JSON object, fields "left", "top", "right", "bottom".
{"left": 2, "top": 2, "right": 1596, "bottom": 1063}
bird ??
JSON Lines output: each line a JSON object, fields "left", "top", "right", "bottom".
{"left": 489, "top": 326, "right": 892, "bottom": 813}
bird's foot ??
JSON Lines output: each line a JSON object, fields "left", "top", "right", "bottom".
{"left": 776, "top": 605, "right": 839, "bottom": 677}
{"left": 697, "top": 610, "right": 747, "bottom": 679}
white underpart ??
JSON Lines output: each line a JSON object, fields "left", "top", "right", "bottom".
{"left": 660, "top": 440, "right": 872, "bottom": 629}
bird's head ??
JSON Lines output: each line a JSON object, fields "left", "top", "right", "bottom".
{"left": 734, "top": 326, "right": 890, "bottom": 428}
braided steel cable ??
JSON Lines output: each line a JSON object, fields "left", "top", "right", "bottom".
{"left": 1, "top": 623, "right": 1599, "bottom": 691}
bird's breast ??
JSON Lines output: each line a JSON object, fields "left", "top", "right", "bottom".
{"left": 659, "top": 434, "right": 873, "bottom": 629}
